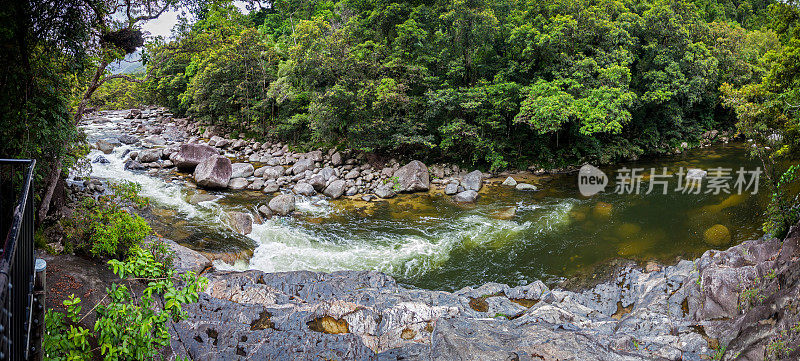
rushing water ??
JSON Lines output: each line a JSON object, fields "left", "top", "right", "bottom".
{"left": 82, "top": 112, "right": 768, "bottom": 291}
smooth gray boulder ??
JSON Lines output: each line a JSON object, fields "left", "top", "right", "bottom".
{"left": 395, "top": 160, "right": 430, "bottom": 192}
{"left": 269, "top": 194, "right": 296, "bottom": 216}
{"left": 262, "top": 166, "right": 284, "bottom": 180}
{"left": 231, "top": 163, "right": 255, "bottom": 178}
{"left": 193, "top": 155, "right": 232, "bottom": 189}
{"left": 262, "top": 181, "right": 280, "bottom": 194}
{"left": 515, "top": 183, "right": 537, "bottom": 191}
{"left": 461, "top": 170, "right": 483, "bottom": 191}
{"left": 444, "top": 182, "right": 459, "bottom": 195}
{"left": 228, "top": 178, "right": 249, "bottom": 190}
{"left": 293, "top": 182, "right": 316, "bottom": 196}
{"left": 323, "top": 179, "right": 346, "bottom": 199}
{"left": 96, "top": 140, "right": 114, "bottom": 154}
{"left": 143, "top": 236, "right": 212, "bottom": 275}
{"left": 374, "top": 185, "right": 396, "bottom": 199}
{"left": 224, "top": 211, "right": 252, "bottom": 235}
{"left": 331, "top": 152, "right": 343, "bottom": 166}
{"left": 291, "top": 158, "right": 314, "bottom": 175}
{"left": 137, "top": 149, "right": 162, "bottom": 163}
{"left": 174, "top": 143, "right": 219, "bottom": 170}
{"left": 502, "top": 176, "right": 517, "bottom": 187}
{"left": 309, "top": 174, "right": 327, "bottom": 191}
{"left": 118, "top": 134, "right": 138, "bottom": 145}
{"left": 453, "top": 190, "right": 478, "bottom": 203}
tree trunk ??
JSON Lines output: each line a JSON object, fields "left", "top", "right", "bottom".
{"left": 38, "top": 60, "right": 109, "bottom": 223}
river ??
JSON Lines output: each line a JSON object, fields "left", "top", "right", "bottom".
{"left": 81, "top": 111, "right": 767, "bottom": 291}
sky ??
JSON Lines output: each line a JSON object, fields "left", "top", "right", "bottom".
{"left": 140, "top": 2, "right": 251, "bottom": 40}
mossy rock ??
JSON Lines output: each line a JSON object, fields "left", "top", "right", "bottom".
{"left": 703, "top": 224, "right": 731, "bottom": 246}
{"left": 593, "top": 202, "right": 613, "bottom": 218}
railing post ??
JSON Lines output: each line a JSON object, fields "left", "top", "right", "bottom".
{"left": 29, "top": 259, "right": 45, "bottom": 361}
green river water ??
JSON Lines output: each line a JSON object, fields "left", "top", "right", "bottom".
{"left": 85, "top": 116, "right": 767, "bottom": 291}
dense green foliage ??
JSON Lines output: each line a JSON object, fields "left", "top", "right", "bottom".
{"left": 0, "top": 0, "right": 91, "bottom": 193}
{"left": 61, "top": 181, "right": 152, "bottom": 259}
{"left": 145, "top": 0, "right": 777, "bottom": 170}
{"left": 720, "top": 1, "right": 800, "bottom": 237}
{"left": 44, "top": 245, "right": 207, "bottom": 361}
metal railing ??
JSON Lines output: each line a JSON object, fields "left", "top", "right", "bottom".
{"left": 0, "top": 159, "right": 37, "bottom": 360}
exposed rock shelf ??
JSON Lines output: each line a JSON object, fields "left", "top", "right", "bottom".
{"left": 163, "top": 223, "right": 800, "bottom": 360}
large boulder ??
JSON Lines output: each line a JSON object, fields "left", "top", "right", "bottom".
{"left": 262, "top": 166, "right": 284, "bottom": 180}
{"left": 374, "top": 185, "right": 396, "bottom": 199}
{"left": 228, "top": 178, "right": 249, "bottom": 190}
{"left": 291, "top": 158, "right": 315, "bottom": 175}
{"left": 331, "top": 152, "right": 343, "bottom": 166}
{"left": 231, "top": 163, "right": 255, "bottom": 178}
{"left": 224, "top": 211, "right": 252, "bottom": 235}
{"left": 96, "top": 140, "right": 114, "bottom": 154}
{"left": 293, "top": 182, "right": 316, "bottom": 196}
{"left": 323, "top": 180, "right": 346, "bottom": 199}
{"left": 174, "top": 144, "right": 219, "bottom": 170}
{"left": 453, "top": 190, "right": 479, "bottom": 203}
{"left": 395, "top": 160, "right": 430, "bottom": 192}
{"left": 309, "top": 174, "right": 327, "bottom": 191}
{"left": 193, "top": 155, "right": 232, "bottom": 189}
{"left": 137, "top": 149, "right": 162, "bottom": 163}
{"left": 118, "top": 135, "right": 138, "bottom": 145}
{"left": 143, "top": 237, "right": 211, "bottom": 275}
{"left": 461, "top": 170, "right": 483, "bottom": 191}
{"left": 269, "top": 194, "right": 296, "bottom": 216}
{"left": 502, "top": 177, "right": 517, "bottom": 187}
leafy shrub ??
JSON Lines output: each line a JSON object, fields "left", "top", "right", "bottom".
{"left": 763, "top": 165, "right": 800, "bottom": 238}
{"left": 44, "top": 246, "right": 208, "bottom": 360}
{"left": 61, "top": 181, "right": 151, "bottom": 259}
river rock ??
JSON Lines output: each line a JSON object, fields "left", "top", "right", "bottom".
{"left": 344, "top": 169, "right": 360, "bottom": 180}
{"left": 228, "top": 178, "right": 249, "bottom": 190}
{"left": 331, "top": 152, "right": 343, "bottom": 166}
{"left": 193, "top": 155, "right": 232, "bottom": 189}
{"left": 502, "top": 177, "right": 517, "bottom": 187}
{"left": 188, "top": 192, "right": 217, "bottom": 204}
{"left": 143, "top": 135, "right": 166, "bottom": 146}
{"left": 225, "top": 211, "right": 252, "bottom": 235}
{"left": 92, "top": 155, "right": 110, "bottom": 164}
{"left": 515, "top": 183, "right": 537, "bottom": 191}
{"left": 320, "top": 167, "right": 336, "bottom": 181}
{"left": 145, "top": 237, "right": 211, "bottom": 274}
{"left": 453, "top": 190, "right": 478, "bottom": 203}
{"left": 174, "top": 144, "right": 219, "bottom": 169}
{"left": 262, "top": 166, "right": 284, "bottom": 180}
{"left": 269, "top": 194, "right": 296, "bottom": 216}
{"left": 291, "top": 158, "right": 314, "bottom": 175}
{"left": 323, "top": 179, "right": 346, "bottom": 199}
{"left": 124, "top": 160, "right": 145, "bottom": 170}
{"left": 248, "top": 179, "right": 264, "bottom": 190}
{"left": 262, "top": 181, "right": 280, "bottom": 194}
{"left": 444, "top": 182, "right": 459, "bottom": 195}
{"left": 293, "top": 182, "right": 316, "bottom": 196}
{"left": 309, "top": 174, "right": 327, "bottom": 191}
{"left": 96, "top": 140, "right": 114, "bottom": 154}
{"left": 118, "top": 134, "right": 138, "bottom": 144}
{"left": 137, "top": 149, "right": 162, "bottom": 163}
{"left": 254, "top": 166, "right": 268, "bottom": 178}
{"left": 257, "top": 205, "right": 273, "bottom": 219}
{"left": 231, "top": 163, "right": 255, "bottom": 178}
{"left": 395, "top": 160, "right": 429, "bottom": 192}
{"left": 703, "top": 224, "right": 731, "bottom": 246}
{"left": 461, "top": 170, "right": 483, "bottom": 191}
{"left": 374, "top": 185, "right": 396, "bottom": 199}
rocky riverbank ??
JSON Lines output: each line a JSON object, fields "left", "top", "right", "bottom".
{"left": 149, "top": 221, "right": 800, "bottom": 360}
{"left": 83, "top": 108, "right": 541, "bottom": 214}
